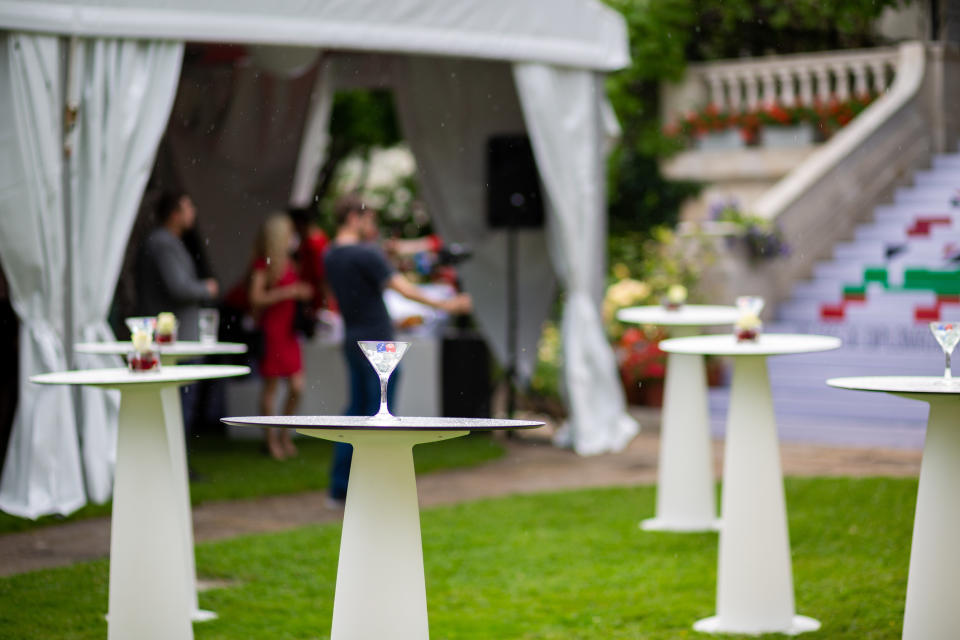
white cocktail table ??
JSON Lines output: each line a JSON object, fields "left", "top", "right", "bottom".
{"left": 32, "top": 365, "right": 249, "bottom": 640}
{"left": 660, "top": 334, "right": 841, "bottom": 635}
{"left": 221, "top": 415, "right": 543, "bottom": 640}
{"left": 76, "top": 341, "right": 247, "bottom": 622}
{"left": 827, "top": 376, "right": 960, "bottom": 640}
{"left": 616, "top": 305, "right": 738, "bottom": 532}
{"left": 75, "top": 340, "right": 248, "bottom": 365}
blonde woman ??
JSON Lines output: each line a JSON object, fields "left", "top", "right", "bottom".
{"left": 249, "top": 213, "right": 313, "bottom": 460}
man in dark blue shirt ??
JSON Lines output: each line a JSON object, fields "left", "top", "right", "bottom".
{"left": 324, "top": 194, "right": 471, "bottom": 503}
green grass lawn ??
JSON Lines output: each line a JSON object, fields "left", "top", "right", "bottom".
{"left": 0, "top": 477, "right": 915, "bottom": 639}
{"left": 0, "top": 431, "right": 504, "bottom": 534}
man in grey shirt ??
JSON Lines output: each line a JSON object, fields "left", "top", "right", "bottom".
{"left": 136, "top": 191, "right": 218, "bottom": 339}
{"left": 137, "top": 191, "right": 219, "bottom": 465}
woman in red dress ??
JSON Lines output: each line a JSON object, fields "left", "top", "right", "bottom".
{"left": 249, "top": 213, "right": 313, "bottom": 460}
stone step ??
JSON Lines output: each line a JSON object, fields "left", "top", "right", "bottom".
{"left": 913, "top": 171, "right": 960, "bottom": 186}
{"left": 932, "top": 154, "right": 960, "bottom": 170}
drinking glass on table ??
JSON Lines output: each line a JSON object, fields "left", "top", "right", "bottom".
{"left": 930, "top": 321, "right": 960, "bottom": 383}
{"left": 357, "top": 341, "right": 410, "bottom": 417}
{"left": 198, "top": 308, "right": 219, "bottom": 345}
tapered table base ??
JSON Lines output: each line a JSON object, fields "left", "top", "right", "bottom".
{"left": 694, "top": 356, "right": 819, "bottom": 635}
{"left": 826, "top": 378, "right": 960, "bottom": 639}
{"left": 303, "top": 429, "right": 467, "bottom": 640}
{"left": 661, "top": 334, "right": 840, "bottom": 635}
{"left": 75, "top": 342, "right": 247, "bottom": 624}
{"left": 616, "top": 307, "right": 737, "bottom": 533}
{"left": 110, "top": 386, "right": 194, "bottom": 640}
{"left": 33, "top": 365, "right": 249, "bottom": 640}
{"left": 222, "top": 414, "right": 543, "bottom": 640}
{"left": 901, "top": 396, "right": 960, "bottom": 640}
{"left": 643, "top": 326, "right": 718, "bottom": 532}
{"left": 159, "top": 353, "right": 215, "bottom": 623}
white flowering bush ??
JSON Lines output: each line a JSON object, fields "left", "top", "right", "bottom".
{"left": 330, "top": 144, "right": 430, "bottom": 236}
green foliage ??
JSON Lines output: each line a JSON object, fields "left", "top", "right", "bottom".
{"left": 683, "top": 0, "right": 908, "bottom": 60}
{"left": 328, "top": 90, "right": 401, "bottom": 151}
{"left": 0, "top": 477, "right": 916, "bottom": 638}
{"left": 310, "top": 89, "right": 403, "bottom": 215}
{"left": 604, "top": 0, "right": 701, "bottom": 234}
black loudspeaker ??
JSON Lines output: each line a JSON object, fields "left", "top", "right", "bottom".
{"left": 486, "top": 135, "right": 545, "bottom": 229}
{"left": 441, "top": 331, "right": 492, "bottom": 418}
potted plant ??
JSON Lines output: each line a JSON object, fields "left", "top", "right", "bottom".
{"left": 616, "top": 327, "right": 667, "bottom": 406}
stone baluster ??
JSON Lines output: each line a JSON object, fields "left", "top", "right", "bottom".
{"left": 777, "top": 68, "right": 796, "bottom": 106}
{"left": 726, "top": 72, "right": 741, "bottom": 111}
{"left": 815, "top": 64, "right": 832, "bottom": 102}
{"left": 833, "top": 63, "right": 850, "bottom": 101}
{"left": 870, "top": 60, "right": 889, "bottom": 92}
{"left": 761, "top": 69, "right": 777, "bottom": 106}
{"left": 744, "top": 73, "right": 760, "bottom": 110}
{"left": 708, "top": 73, "right": 726, "bottom": 110}
{"left": 797, "top": 66, "right": 814, "bottom": 106}
{"left": 851, "top": 61, "right": 869, "bottom": 97}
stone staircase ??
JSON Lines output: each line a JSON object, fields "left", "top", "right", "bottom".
{"left": 709, "top": 152, "right": 960, "bottom": 448}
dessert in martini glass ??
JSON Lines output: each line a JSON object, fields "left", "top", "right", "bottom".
{"left": 155, "top": 312, "right": 178, "bottom": 344}
{"left": 929, "top": 321, "right": 960, "bottom": 383}
{"left": 734, "top": 296, "right": 765, "bottom": 342}
{"left": 735, "top": 295, "right": 765, "bottom": 317}
{"left": 124, "top": 316, "right": 157, "bottom": 336}
{"left": 661, "top": 284, "right": 688, "bottom": 311}
{"left": 358, "top": 341, "right": 410, "bottom": 417}
{"left": 128, "top": 325, "right": 160, "bottom": 372}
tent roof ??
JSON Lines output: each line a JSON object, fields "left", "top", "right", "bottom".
{"left": 0, "top": 0, "right": 629, "bottom": 70}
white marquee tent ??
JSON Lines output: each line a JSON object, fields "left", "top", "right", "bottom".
{"left": 0, "top": 0, "right": 639, "bottom": 518}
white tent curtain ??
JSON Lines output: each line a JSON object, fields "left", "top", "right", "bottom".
{"left": 69, "top": 37, "right": 184, "bottom": 503}
{"left": 513, "top": 63, "right": 638, "bottom": 455}
{"left": 289, "top": 56, "right": 334, "bottom": 207}
{"left": 0, "top": 33, "right": 85, "bottom": 518}
{"left": 393, "top": 55, "right": 557, "bottom": 381}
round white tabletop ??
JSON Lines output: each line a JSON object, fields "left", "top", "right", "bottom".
{"left": 660, "top": 333, "right": 842, "bottom": 357}
{"left": 616, "top": 304, "right": 739, "bottom": 327}
{"left": 827, "top": 374, "right": 960, "bottom": 639}
{"left": 75, "top": 341, "right": 247, "bottom": 358}
{"left": 31, "top": 364, "right": 250, "bottom": 388}
{"left": 222, "top": 415, "right": 544, "bottom": 431}
{"left": 827, "top": 376, "right": 960, "bottom": 395}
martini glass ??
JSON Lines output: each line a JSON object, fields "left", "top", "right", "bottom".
{"left": 735, "top": 296, "right": 765, "bottom": 316}
{"left": 125, "top": 316, "right": 157, "bottom": 337}
{"left": 358, "top": 341, "right": 410, "bottom": 417}
{"left": 929, "top": 321, "right": 960, "bottom": 382}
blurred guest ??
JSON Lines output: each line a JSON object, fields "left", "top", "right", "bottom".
{"left": 137, "top": 190, "right": 219, "bottom": 338}
{"left": 288, "top": 207, "right": 329, "bottom": 315}
{"left": 324, "top": 193, "right": 472, "bottom": 504}
{"left": 249, "top": 213, "right": 313, "bottom": 460}
{"left": 137, "top": 190, "right": 219, "bottom": 460}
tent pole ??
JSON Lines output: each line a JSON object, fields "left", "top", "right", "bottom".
{"left": 506, "top": 216, "right": 518, "bottom": 419}
{"left": 62, "top": 35, "right": 80, "bottom": 371}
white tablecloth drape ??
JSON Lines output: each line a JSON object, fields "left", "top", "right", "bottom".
{"left": 513, "top": 63, "right": 638, "bottom": 455}
{"left": 394, "top": 55, "right": 557, "bottom": 382}
{"left": 69, "top": 38, "right": 184, "bottom": 503}
{"left": 0, "top": 33, "right": 85, "bottom": 518}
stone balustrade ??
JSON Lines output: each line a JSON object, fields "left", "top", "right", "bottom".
{"left": 665, "top": 46, "right": 901, "bottom": 118}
